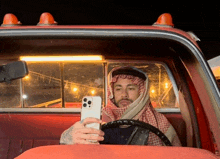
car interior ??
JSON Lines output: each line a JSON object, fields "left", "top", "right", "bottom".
{"left": 0, "top": 35, "right": 217, "bottom": 158}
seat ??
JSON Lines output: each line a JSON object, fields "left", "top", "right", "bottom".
{"left": 164, "top": 114, "right": 187, "bottom": 146}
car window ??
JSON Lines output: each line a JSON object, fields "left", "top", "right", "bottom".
{"left": 0, "top": 60, "right": 177, "bottom": 109}
{"left": 0, "top": 80, "right": 20, "bottom": 108}
{"left": 63, "top": 63, "right": 103, "bottom": 108}
{"left": 22, "top": 62, "right": 103, "bottom": 108}
{"left": 23, "top": 62, "right": 61, "bottom": 108}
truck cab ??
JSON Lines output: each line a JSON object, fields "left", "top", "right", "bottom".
{"left": 0, "top": 13, "right": 219, "bottom": 159}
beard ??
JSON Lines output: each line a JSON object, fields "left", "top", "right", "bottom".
{"left": 115, "top": 98, "right": 133, "bottom": 107}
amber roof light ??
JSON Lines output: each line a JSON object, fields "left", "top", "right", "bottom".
{"left": 37, "top": 12, "right": 57, "bottom": 26}
{"left": 153, "top": 13, "right": 174, "bottom": 27}
{"left": 1, "top": 13, "right": 22, "bottom": 27}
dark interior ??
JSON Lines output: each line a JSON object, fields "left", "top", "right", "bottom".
{"left": 0, "top": 36, "right": 190, "bottom": 60}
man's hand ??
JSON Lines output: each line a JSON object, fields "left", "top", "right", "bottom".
{"left": 60, "top": 117, "right": 105, "bottom": 145}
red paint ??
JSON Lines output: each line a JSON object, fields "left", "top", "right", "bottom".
{"left": 0, "top": 113, "right": 182, "bottom": 139}
{"left": 185, "top": 60, "right": 220, "bottom": 153}
{"left": 0, "top": 114, "right": 80, "bottom": 139}
{"left": 186, "top": 74, "right": 215, "bottom": 153}
{"left": 16, "top": 144, "right": 219, "bottom": 159}
{"left": 0, "top": 113, "right": 187, "bottom": 158}
{"left": 48, "top": 102, "right": 82, "bottom": 108}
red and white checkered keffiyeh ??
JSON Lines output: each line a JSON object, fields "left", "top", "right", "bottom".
{"left": 102, "top": 67, "right": 181, "bottom": 146}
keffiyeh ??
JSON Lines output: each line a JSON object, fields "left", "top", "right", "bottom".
{"left": 102, "top": 66, "right": 181, "bottom": 146}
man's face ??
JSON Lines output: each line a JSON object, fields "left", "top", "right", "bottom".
{"left": 113, "top": 78, "right": 139, "bottom": 108}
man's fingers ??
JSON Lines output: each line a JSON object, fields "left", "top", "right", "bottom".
{"left": 78, "top": 134, "right": 104, "bottom": 141}
{"left": 81, "top": 117, "right": 102, "bottom": 125}
{"left": 75, "top": 128, "right": 105, "bottom": 136}
{"left": 76, "top": 139, "right": 100, "bottom": 145}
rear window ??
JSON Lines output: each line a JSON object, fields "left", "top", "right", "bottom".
{"left": 0, "top": 60, "right": 178, "bottom": 110}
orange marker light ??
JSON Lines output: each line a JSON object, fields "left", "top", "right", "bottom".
{"left": 37, "top": 12, "right": 57, "bottom": 26}
{"left": 1, "top": 13, "right": 22, "bottom": 27}
{"left": 153, "top": 13, "right": 174, "bottom": 27}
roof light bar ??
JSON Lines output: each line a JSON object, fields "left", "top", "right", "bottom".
{"left": 20, "top": 56, "right": 103, "bottom": 62}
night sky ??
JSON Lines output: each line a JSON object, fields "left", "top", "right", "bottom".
{"left": 1, "top": 1, "right": 219, "bottom": 59}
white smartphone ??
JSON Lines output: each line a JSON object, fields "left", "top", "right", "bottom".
{"left": 81, "top": 96, "right": 102, "bottom": 130}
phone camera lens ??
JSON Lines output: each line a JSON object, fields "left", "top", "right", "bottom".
{"left": 83, "top": 98, "right": 87, "bottom": 102}
{"left": 88, "top": 101, "right": 92, "bottom": 104}
{"left": 83, "top": 103, "right": 87, "bottom": 107}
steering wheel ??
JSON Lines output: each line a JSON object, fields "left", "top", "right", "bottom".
{"left": 101, "top": 119, "right": 172, "bottom": 146}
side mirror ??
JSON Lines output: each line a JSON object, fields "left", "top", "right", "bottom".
{"left": 0, "top": 61, "right": 28, "bottom": 82}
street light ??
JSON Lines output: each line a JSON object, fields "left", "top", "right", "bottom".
{"left": 151, "top": 89, "right": 155, "bottom": 93}
{"left": 24, "top": 75, "right": 30, "bottom": 80}
{"left": 91, "top": 90, "right": 95, "bottom": 95}
{"left": 22, "top": 94, "right": 28, "bottom": 99}
{"left": 165, "top": 83, "right": 168, "bottom": 89}
{"left": 155, "top": 64, "right": 161, "bottom": 96}
{"left": 73, "top": 87, "right": 78, "bottom": 92}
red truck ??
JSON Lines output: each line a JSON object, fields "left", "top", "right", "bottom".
{"left": 0, "top": 13, "right": 219, "bottom": 158}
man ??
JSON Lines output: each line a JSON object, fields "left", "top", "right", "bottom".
{"left": 60, "top": 66, "right": 181, "bottom": 146}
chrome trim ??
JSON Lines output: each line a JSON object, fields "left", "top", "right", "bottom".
{"left": 155, "top": 108, "right": 180, "bottom": 113}
{"left": 0, "top": 108, "right": 81, "bottom": 113}
{"left": 0, "top": 107, "right": 180, "bottom": 113}
{"left": 163, "top": 64, "right": 179, "bottom": 103}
